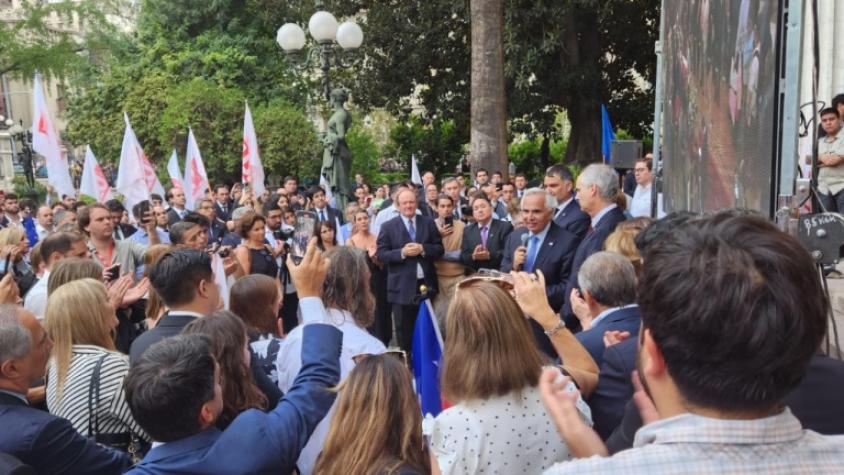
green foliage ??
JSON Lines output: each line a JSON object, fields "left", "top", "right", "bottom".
{"left": 0, "top": 0, "right": 124, "bottom": 79}
{"left": 156, "top": 79, "right": 245, "bottom": 183}
{"left": 65, "top": 0, "right": 319, "bottom": 186}
{"left": 12, "top": 177, "right": 46, "bottom": 202}
{"left": 385, "top": 117, "right": 465, "bottom": 177}
{"left": 336, "top": 0, "right": 659, "bottom": 163}
{"left": 251, "top": 100, "right": 321, "bottom": 183}
{"left": 508, "top": 138, "right": 568, "bottom": 179}
{"left": 347, "top": 128, "right": 381, "bottom": 182}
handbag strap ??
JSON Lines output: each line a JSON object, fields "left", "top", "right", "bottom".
{"left": 87, "top": 353, "right": 108, "bottom": 437}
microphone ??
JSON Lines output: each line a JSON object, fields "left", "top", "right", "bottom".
{"left": 520, "top": 233, "right": 530, "bottom": 247}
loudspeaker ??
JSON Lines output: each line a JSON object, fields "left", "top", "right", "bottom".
{"left": 610, "top": 140, "right": 642, "bottom": 169}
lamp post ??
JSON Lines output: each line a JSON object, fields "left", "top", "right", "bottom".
{"left": 276, "top": 2, "right": 363, "bottom": 102}
{"left": 276, "top": 2, "right": 363, "bottom": 209}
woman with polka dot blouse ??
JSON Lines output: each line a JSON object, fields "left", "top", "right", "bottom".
{"left": 428, "top": 280, "right": 592, "bottom": 474}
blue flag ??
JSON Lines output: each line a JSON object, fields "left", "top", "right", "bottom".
{"left": 412, "top": 300, "right": 443, "bottom": 416}
{"left": 601, "top": 104, "right": 616, "bottom": 164}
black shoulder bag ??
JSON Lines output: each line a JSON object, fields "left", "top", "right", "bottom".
{"left": 87, "top": 354, "right": 144, "bottom": 462}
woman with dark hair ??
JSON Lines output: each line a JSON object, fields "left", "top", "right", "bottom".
{"left": 315, "top": 219, "right": 338, "bottom": 252}
{"left": 230, "top": 274, "right": 284, "bottom": 383}
{"left": 233, "top": 210, "right": 279, "bottom": 278}
{"left": 276, "top": 246, "right": 385, "bottom": 475}
{"left": 314, "top": 355, "right": 429, "bottom": 475}
{"left": 428, "top": 280, "right": 591, "bottom": 474}
{"left": 181, "top": 311, "right": 271, "bottom": 430}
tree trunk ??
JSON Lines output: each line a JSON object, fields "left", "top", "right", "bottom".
{"left": 470, "top": 0, "right": 508, "bottom": 176}
{"left": 560, "top": 9, "right": 603, "bottom": 167}
{"left": 540, "top": 133, "right": 551, "bottom": 171}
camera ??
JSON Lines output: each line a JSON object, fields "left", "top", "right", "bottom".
{"left": 274, "top": 228, "right": 295, "bottom": 241}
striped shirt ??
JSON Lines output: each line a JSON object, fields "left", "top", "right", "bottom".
{"left": 46, "top": 345, "right": 149, "bottom": 442}
{"left": 543, "top": 409, "right": 844, "bottom": 474}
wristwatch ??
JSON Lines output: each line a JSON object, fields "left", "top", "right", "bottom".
{"left": 544, "top": 318, "right": 566, "bottom": 336}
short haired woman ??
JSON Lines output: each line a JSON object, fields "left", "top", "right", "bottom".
{"left": 234, "top": 211, "right": 279, "bottom": 278}
{"left": 45, "top": 279, "right": 150, "bottom": 452}
{"left": 275, "top": 246, "right": 386, "bottom": 474}
{"left": 429, "top": 280, "right": 591, "bottom": 474}
{"left": 314, "top": 355, "right": 429, "bottom": 475}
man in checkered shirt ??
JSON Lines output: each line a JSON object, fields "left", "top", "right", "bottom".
{"left": 541, "top": 211, "right": 844, "bottom": 474}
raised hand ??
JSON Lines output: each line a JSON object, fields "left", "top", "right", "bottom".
{"left": 538, "top": 367, "right": 608, "bottom": 458}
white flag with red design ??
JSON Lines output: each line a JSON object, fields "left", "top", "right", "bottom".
{"left": 167, "top": 150, "right": 183, "bottom": 188}
{"left": 79, "top": 145, "right": 112, "bottom": 203}
{"left": 116, "top": 113, "right": 151, "bottom": 210}
{"left": 184, "top": 128, "right": 209, "bottom": 210}
{"left": 141, "top": 149, "right": 165, "bottom": 198}
{"left": 30, "top": 73, "right": 75, "bottom": 198}
{"left": 241, "top": 102, "right": 265, "bottom": 196}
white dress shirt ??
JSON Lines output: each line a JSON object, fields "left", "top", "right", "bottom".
{"left": 275, "top": 306, "right": 386, "bottom": 475}
{"left": 23, "top": 270, "right": 49, "bottom": 320}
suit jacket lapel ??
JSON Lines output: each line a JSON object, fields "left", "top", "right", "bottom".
{"left": 534, "top": 227, "right": 556, "bottom": 268}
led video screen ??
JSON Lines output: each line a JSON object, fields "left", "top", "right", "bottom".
{"left": 663, "top": 0, "right": 779, "bottom": 213}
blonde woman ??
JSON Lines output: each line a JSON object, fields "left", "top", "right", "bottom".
{"left": 314, "top": 355, "right": 430, "bottom": 475}
{"left": 0, "top": 227, "right": 35, "bottom": 294}
{"left": 45, "top": 279, "right": 150, "bottom": 452}
{"left": 429, "top": 280, "right": 591, "bottom": 475}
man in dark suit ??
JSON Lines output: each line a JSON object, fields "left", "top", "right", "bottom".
{"left": 501, "top": 188, "right": 579, "bottom": 312}
{"left": 308, "top": 186, "right": 343, "bottom": 225}
{"left": 212, "top": 184, "right": 234, "bottom": 222}
{"left": 461, "top": 195, "right": 513, "bottom": 272}
{"left": 105, "top": 199, "right": 137, "bottom": 241}
{"left": 501, "top": 188, "right": 579, "bottom": 358}
{"left": 570, "top": 251, "right": 640, "bottom": 366}
{"left": 562, "top": 164, "right": 626, "bottom": 329}
{"left": 0, "top": 306, "right": 130, "bottom": 474}
{"left": 129, "top": 248, "right": 220, "bottom": 364}
{"left": 125, "top": 243, "right": 340, "bottom": 474}
{"left": 377, "top": 188, "right": 444, "bottom": 353}
{"left": 442, "top": 177, "right": 470, "bottom": 222}
{"left": 544, "top": 164, "right": 590, "bottom": 242}
{"left": 418, "top": 182, "right": 439, "bottom": 219}
{"left": 165, "top": 187, "right": 188, "bottom": 226}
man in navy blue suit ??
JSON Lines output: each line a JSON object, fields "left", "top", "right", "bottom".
{"left": 501, "top": 188, "right": 579, "bottom": 357}
{"left": 570, "top": 251, "right": 640, "bottom": 367}
{"left": 544, "top": 164, "right": 590, "bottom": 243}
{"left": 563, "top": 164, "right": 626, "bottom": 330}
{"left": 376, "top": 188, "right": 444, "bottom": 354}
{"left": 125, "top": 241, "right": 341, "bottom": 474}
{"left": 501, "top": 188, "right": 579, "bottom": 312}
{"left": 0, "top": 306, "right": 130, "bottom": 474}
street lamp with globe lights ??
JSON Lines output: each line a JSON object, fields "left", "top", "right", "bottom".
{"left": 276, "top": 3, "right": 363, "bottom": 102}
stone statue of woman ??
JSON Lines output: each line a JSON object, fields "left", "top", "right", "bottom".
{"left": 321, "top": 88, "right": 353, "bottom": 210}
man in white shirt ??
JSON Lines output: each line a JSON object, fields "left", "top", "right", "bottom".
{"left": 34, "top": 206, "right": 53, "bottom": 241}
{"left": 629, "top": 158, "right": 665, "bottom": 218}
{"left": 24, "top": 232, "right": 89, "bottom": 320}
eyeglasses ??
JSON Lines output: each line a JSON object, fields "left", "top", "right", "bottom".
{"left": 352, "top": 349, "right": 408, "bottom": 367}
{"left": 457, "top": 268, "right": 515, "bottom": 292}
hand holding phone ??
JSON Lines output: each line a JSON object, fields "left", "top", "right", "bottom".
{"left": 105, "top": 264, "right": 121, "bottom": 283}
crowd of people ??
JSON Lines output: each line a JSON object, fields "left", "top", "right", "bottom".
{"left": 0, "top": 159, "right": 843, "bottom": 475}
